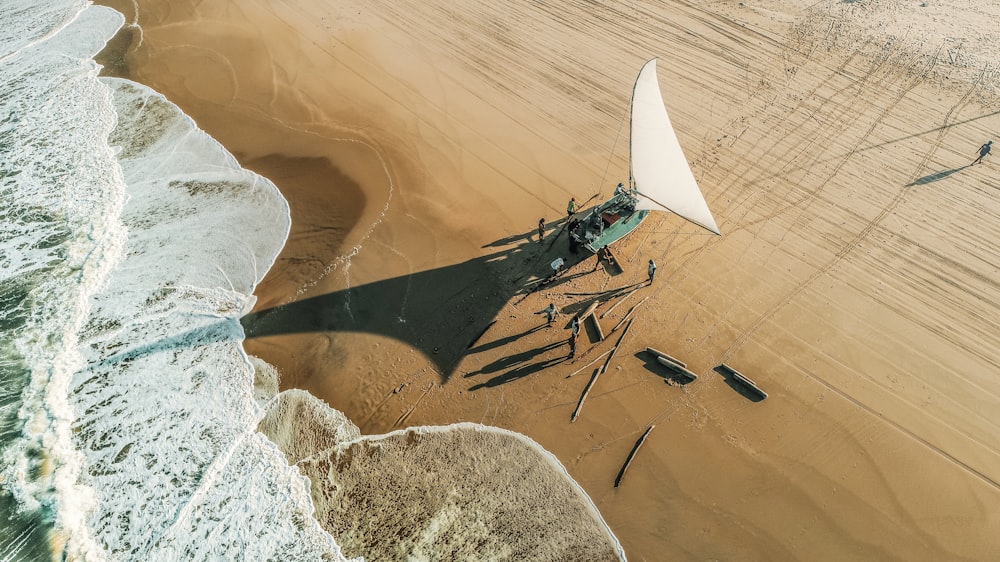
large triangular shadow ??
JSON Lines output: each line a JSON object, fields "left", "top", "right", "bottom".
{"left": 241, "top": 218, "right": 599, "bottom": 382}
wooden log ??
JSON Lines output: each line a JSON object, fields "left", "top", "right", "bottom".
{"left": 589, "top": 314, "right": 605, "bottom": 342}
{"left": 609, "top": 296, "right": 650, "bottom": 334}
{"left": 572, "top": 320, "right": 633, "bottom": 422}
{"left": 719, "top": 363, "right": 768, "bottom": 399}
{"left": 615, "top": 425, "right": 655, "bottom": 488}
{"left": 656, "top": 356, "right": 698, "bottom": 381}
{"left": 570, "top": 369, "right": 602, "bottom": 422}
{"left": 610, "top": 308, "right": 635, "bottom": 334}
{"left": 600, "top": 318, "right": 633, "bottom": 375}
{"left": 578, "top": 301, "right": 600, "bottom": 320}
{"left": 566, "top": 350, "right": 612, "bottom": 378}
{"left": 599, "top": 288, "right": 642, "bottom": 319}
{"left": 646, "top": 347, "right": 687, "bottom": 368}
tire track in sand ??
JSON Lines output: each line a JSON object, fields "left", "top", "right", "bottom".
{"left": 719, "top": 45, "right": 944, "bottom": 363}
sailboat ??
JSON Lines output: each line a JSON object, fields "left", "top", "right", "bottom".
{"left": 569, "top": 58, "right": 720, "bottom": 254}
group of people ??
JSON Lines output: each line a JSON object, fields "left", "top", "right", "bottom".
{"left": 528, "top": 141, "right": 993, "bottom": 361}
{"left": 533, "top": 255, "right": 657, "bottom": 360}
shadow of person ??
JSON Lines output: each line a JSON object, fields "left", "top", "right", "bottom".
{"left": 466, "top": 323, "right": 548, "bottom": 355}
{"left": 465, "top": 340, "right": 565, "bottom": 377}
{"left": 906, "top": 165, "right": 970, "bottom": 186}
{"left": 468, "top": 354, "right": 569, "bottom": 390}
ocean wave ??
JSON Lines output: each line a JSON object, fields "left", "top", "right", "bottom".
{"left": 65, "top": 68, "right": 349, "bottom": 562}
{"left": 0, "top": 2, "right": 127, "bottom": 559}
{"left": 1, "top": 2, "right": 624, "bottom": 560}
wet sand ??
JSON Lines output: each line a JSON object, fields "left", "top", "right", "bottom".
{"left": 99, "top": 0, "right": 1000, "bottom": 559}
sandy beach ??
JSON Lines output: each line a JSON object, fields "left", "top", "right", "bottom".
{"left": 98, "top": 0, "right": 1000, "bottom": 559}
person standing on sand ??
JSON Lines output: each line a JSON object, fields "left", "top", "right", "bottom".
{"left": 567, "top": 197, "right": 576, "bottom": 217}
{"left": 974, "top": 140, "right": 992, "bottom": 165}
{"left": 538, "top": 218, "right": 545, "bottom": 242}
{"left": 571, "top": 315, "right": 580, "bottom": 337}
{"left": 536, "top": 303, "right": 557, "bottom": 325}
{"left": 647, "top": 259, "right": 657, "bottom": 285}
{"left": 594, "top": 245, "right": 612, "bottom": 271}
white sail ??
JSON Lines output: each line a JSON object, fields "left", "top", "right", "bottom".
{"left": 629, "top": 59, "right": 720, "bottom": 235}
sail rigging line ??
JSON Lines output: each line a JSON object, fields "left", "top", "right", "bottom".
{"left": 635, "top": 191, "right": 722, "bottom": 235}
{"left": 595, "top": 89, "right": 631, "bottom": 200}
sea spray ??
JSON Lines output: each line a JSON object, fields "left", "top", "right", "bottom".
{"left": 62, "top": 73, "right": 351, "bottom": 560}
{"left": 1, "top": 2, "right": 627, "bottom": 560}
{"left": 0, "top": 2, "right": 127, "bottom": 559}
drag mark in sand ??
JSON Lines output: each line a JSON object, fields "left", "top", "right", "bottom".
{"left": 720, "top": 45, "right": 945, "bottom": 364}
{"left": 393, "top": 382, "right": 434, "bottom": 428}
{"left": 778, "top": 347, "right": 1000, "bottom": 493}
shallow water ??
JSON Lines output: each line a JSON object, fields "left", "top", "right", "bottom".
{"left": 0, "top": 3, "right": 624, "bottom": 560}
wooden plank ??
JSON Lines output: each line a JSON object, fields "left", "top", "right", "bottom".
{"left": 589, "top": 314, "right": 605, "bottom": 341}
{"left": 614, "top": 425, "right": 655, "bottom": 487}
{"left": 566, "top": 350, "right": 612, "bottom": 378}
{"left": 578, "top": 301, "right": 599, "bottom": 320}
{"left": 572, "top": 319, "right": 633, "bottom": 422}
{"left": 719, "top": 363, "right": 768, "bottom": 399}
{"left": 599, "top": 288, "right": 641, "bottom": 319}
{"left": 571, "top": 369, "right": 602, "bottom": 422}
{"left": 656, "top": 356, "right": 698, "bottom": 381}
{"left": 646, "top": 347, "right": 687, "bottom": 368}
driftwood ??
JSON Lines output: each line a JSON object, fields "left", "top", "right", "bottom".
{"left": 719, "top": 363, "right": 768, "bottom": 399}
{"left": 645, "top": 347, "right": 686, "bottom": 368}
{"left": 566, "top": 350, "right": 612, "bottom": 378}
{"left": 570, "top": 366, "right": 602, "bottom": 422}
{"left": 608, "top": 296, "right": 649, "bottom": 334}
{"left": 656, "top": 357, "right": 698, "bottom": 381}
{"left": 600, "top": 318, "right": 634, "bottom": 375}
{"left": 589, "top": 314, "right": 605, "bottom": 342}
{"left": 610, "top": 308, "right": 636, "bottom": 334}
{"left": 599, "top": 287, "right": 642, "bottom": 319}
{"left": 572, "top": 319, "right": 633, "bottom": 422}
{"left": 614, "top": 425, "right": 655, "bottom": 488}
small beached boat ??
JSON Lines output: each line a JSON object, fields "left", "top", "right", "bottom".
{"left": 570, "top": 59, "right": 721, "bottom": 253}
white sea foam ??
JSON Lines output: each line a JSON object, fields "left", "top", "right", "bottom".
{"left": 2, "top": 3, "right": 625, "bottom": 560}
{"left": 1, "top": 1, "right": 350, "bottom": 559}
{"left": 0, "top": 2, "right": 127, "bottom": 559}
{"left": 286, "top": 422, "right": 627, "bottom": 562}
{"left": 64, "top": 73, "right": 350, "bottom": 559}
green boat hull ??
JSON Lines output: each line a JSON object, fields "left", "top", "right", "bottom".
{"left": 569, "top": 191, "right": 648, "bottom": 253}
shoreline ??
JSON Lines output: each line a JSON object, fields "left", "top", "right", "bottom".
{"left": 96, "top": 0, "right": 1000, "bottom": 559}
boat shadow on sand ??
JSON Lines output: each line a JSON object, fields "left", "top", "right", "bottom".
{"left": 242, "top": 215, "right": 601, "bottom": 383}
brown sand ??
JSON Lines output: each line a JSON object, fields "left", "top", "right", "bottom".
{"left": 99, "top": 0, "right": 1000, "bottom": 559}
